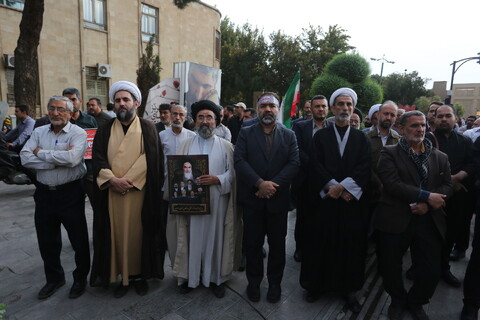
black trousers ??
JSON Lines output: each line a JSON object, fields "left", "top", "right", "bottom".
{"left": 377, "top": 214, "right": 443, "bottom": 307}
{"left": 34, "top": 180, "right": 90, "bottom": 284}
{"left": 243, "top": 203, "right": 288, "bottom": 287}
{"left": 464, "top": 214, "right": 480, "bottom": 309}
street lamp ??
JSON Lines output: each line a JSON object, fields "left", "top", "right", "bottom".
{"left": 370, "top": 54, "right": 395, "bottom": 84}
{"left": 447, "top": 52, "right": 480, "bottom": 104}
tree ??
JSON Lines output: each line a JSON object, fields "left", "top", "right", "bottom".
{"left": 173, "top": 0, "right": 198, "bottom": 9}
{"left": 324, "top": 54, "right": 370, "bottom": 84}
{"left": 136, "top": 38, "right": 161, "bottom": 117}
{"left": 14, "top": 0, "right": 44, "bottom": 118}
{"left": 414, "top": 95, "right": 442, "bottom": 114}
{"left": 382, "top": 71, "right": 427, "bottom": 106}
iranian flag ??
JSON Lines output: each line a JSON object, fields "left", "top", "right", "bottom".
{"left": 279, "top": 71, "right": 300, "bottom": 128}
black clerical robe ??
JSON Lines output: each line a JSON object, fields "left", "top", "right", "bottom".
{"left": 300, "top": 125, "right": 371, "bottom": 294}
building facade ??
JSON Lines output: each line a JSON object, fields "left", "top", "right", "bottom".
{"left": 451, "top": 83, "right": 480, "bottom": 117}
{"left": 0, "top": 0, "right": 221, "bottom": 116}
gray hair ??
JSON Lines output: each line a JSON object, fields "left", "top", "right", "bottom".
{"left": 399, "top": 110, "right": 425, "bottom": 126}
{"left": 48, "top": 96, "right": 74, "bottom": 112}
{"left": 172, "top": 104, "right": 188, "bottom": 114}
{"left": 379, "top": 100, "right": 398, "bottom": 112}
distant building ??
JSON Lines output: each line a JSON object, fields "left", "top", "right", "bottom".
{"left": 431, "top": 81, "right": 480, "bottom": 117}
{"left": 0, "top": 0, "right": 221, "bottom": 116}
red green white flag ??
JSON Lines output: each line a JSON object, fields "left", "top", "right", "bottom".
{"left": 280, "top": 71, "right": 300, "bottom": 129}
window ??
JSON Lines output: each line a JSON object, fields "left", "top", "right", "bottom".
{"left": 141, "top": 3, "right": 158, "bottom": 42}
{"left": 85, "top": 67, "right": 108, "bottom": 107}
{"left": 215, "top": 30, "right": 221, "bottom": 60}
{"left": 84, "top": 0, "right": 106, "bottom": 30}
{"left": 5, "top": 69, "right": 15, "bottom": 106}
{"left": 0, "top": 0, "right": 24, "bottom": 10}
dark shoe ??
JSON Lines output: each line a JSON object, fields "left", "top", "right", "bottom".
{"left": 450, "top": 249, "right": 466, "bottom": 261}
{"left": 238, "top": 254, "right": 246, "bottom": 272}
{"left": 407, "top": 304, "right": 430, "bottom": 320}
{"left": 345, "top": 293, "right": 362, "bottom": 313}
{"left": 406, "top": 266, "right": 416, "bottom": 281}
{"left": 179, "top": 282, "right": 193, "bottom": 294}
{"left": 388, "top": 299, "right": 405, "bottom": 320}
{"left": 134, "top": 279, "right": 148, "bottom": 296}
{"left": 442, "top": 270, "right": 461, "bottom": 288}
{"left": 246, "top": 284, "right": 260, "bottom": 302}
{"left": 266, "top": 284, "right": 281, "bottom": 303}
{"left": 305, "top": 290, "right": 321, "bottom": 303}
{"left": 38, "top": 279, "right": 66, "bottom": 300}
{"left": 68, "top": 281, "right": 86, "bottom": 299}
{"left": 461, "top": 305, "right": 479, "bottom": 320}
{"left": 114, "top": 283, "right": 129, "bottom": 298}
{"left": 293, "top": 250, "right": 302, "bottom": 262}
{"left": 211, "top": 283, "right": 225, "bottom": 298}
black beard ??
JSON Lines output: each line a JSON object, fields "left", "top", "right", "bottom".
{"left": 116, "top": 107, "right": 135, "bottom": 122}
{"left": 379, "top": 120, "right": 391, "bottom": 129}
{"left": 313, "top": 116, "right": 325, "bottom": 122}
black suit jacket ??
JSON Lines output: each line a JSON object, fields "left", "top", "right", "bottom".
{"left": 373, "top": 144, "right": 453, "bottom": 238}
{"left": 234, "top": 122, "right": 300, "bottom": 212}
{"left": 292, "top": 119, "right": 314, "bottom": 188}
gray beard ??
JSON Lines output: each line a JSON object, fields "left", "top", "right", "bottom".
{"left": 198, "top": 124, "right": 214, "bottom": 139}
{"left": 260, "top": 116, "right": 275, "bottom": 125}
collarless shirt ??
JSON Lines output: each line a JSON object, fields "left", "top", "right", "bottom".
{"left": 20, "top": 122, "right": 87, "bottom": 186}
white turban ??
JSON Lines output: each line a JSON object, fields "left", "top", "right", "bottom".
{"left": 109, "top": 81, "right": 142, "bottom": 104}
{"left": 329, "top": 88, "right": 358, "bottom": 108}
{"left": 368, "top": 104, "right": 381, "bottom": 120}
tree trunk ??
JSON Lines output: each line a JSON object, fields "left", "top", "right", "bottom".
{"left": 13, "top": 0, "right": 44, "bottom": 119}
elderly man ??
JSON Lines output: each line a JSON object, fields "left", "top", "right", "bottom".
{"left": 300, "top": 88, "right": 371, "bottom": 313}
{"left": 426, "top": 105, "right": 475, "bottom": 286}
{"left": 292, "top": 100, "right": 313, "bottom": 127}
{"left": 21, "top": 96, "right": 90, "bottom": 300}
{"left": 374, "top": 111, "right": 452, "bottom": 320}
{"left": 90, "top": 81, "right": 166, "bottom": 298}
{"left": 292, "top": 95, "right": 330, "bottom": 262}
{"left": 62, "top": 88, "right": 97, "bottom": 129}
{"left": 235, "top": 92, "right": 299, "bottom": 303}
{"left": 5, "top": 104, "right": 35, "bottom": 152}
{"left": 86, "top": 98, "right": 111, "bottom": 127}
{"left": 366, "top": 100, "right": 401, "bottom": 215}
{"left": 349, "top": 108, "right": 363, "bottom": 130}
{"left": 160, "top": 104, "right": 196, "bottom": 222}
{"left": 167, "top": 100, "right": 239, "bottom": 299}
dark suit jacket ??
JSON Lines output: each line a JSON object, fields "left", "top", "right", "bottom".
{"left": 234, "top": 122, "right": 300, "bottom": 212}
{"left": 373, "top": 144, "right": 453, "bottom": 238}
{"left": 292, "top": 119, "right": 314, "bottom": 188}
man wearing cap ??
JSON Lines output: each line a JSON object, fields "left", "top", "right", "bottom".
{"left": 234, "top": 92, "right": 300, "bottom": 303}
{"left": 292, "top": 95, "right": 330, "bottom": 262}
{"left": 300, "top": 88, "right": 371, "bottom": 313}
{"left": 90, "top": 81, "right": 166, "bottom": 298}
{"left": 166, "top": 100, "right": 240, "bottom": 299}
{"left": 227, "top": 102, "right": 246, "bottom": 144}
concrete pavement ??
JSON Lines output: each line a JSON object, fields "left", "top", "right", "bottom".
{"left": 0, "top": 181, "right": 470, "bottom": 319}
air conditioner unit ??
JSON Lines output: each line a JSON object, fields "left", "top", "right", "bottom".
{"left": 4, "top": 54, "right": 15, "bottom": 68}
{"left": 97, "top": 63, "right": 112, "bottom": 78}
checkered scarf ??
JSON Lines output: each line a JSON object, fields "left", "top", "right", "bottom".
{"left": 398, "top": 137, "right": 432, "bottom": 188}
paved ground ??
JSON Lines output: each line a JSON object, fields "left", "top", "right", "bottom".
{"left": 0, "top": 181, "right": 471, "bottom": 320}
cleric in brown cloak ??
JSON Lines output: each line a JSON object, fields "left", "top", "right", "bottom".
{"left": 89, "top": 81, "right": 166, "bottom": 297}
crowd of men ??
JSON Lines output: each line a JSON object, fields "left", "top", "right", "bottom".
{"left": 1, "top": 80, "right": 479, "bottom": 320}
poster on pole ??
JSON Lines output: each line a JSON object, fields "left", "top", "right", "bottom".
{"left": 143, "top": 78, "right": 180, "bottom": 124}
{"left": 167, "top": 155, "right": 210, "bottom": 215}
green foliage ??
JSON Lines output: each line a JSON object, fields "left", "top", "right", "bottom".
{"left": 309, "top": 74, "right": 351, "bottom": 99}
{"left": 382, "top": 71, "right": 427, "bottom": 106}
{"left": 352, "top": 78, "right": 383, "bottom": 112}
{"left": 414, "top": 95, "right": 442, "bottom": 114}
{"left": 173, "top": 0, "right": 198, "bottom": 9}
{"left": 0, "top": 304, "right": 6, "bottom": 320}
{"left": 324, "top": 54, "right": 371, "bottom": 84}
{"left": 454, "top": 103, "right": 465, "bottom": 117}
{"left": 136, "top": 38, "right": 161, "bottom": 117}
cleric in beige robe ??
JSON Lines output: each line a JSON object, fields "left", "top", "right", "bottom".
{"left": 166, "top": 100, "right": 242, "bottom": 298}
{"left": 90, "top": 81, "right": 166, "bottom": 297}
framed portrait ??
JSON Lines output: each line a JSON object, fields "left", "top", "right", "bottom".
{"left": 167, "top": 155, "right": 210, "bottom": 215}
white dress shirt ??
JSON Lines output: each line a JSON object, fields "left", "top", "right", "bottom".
{"left": 20, "top": 122, "right": 87, "bottom": 186}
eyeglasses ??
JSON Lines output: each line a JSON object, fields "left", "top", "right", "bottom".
{"left": 48, "top": 106, "right": 69, "bottom": 113}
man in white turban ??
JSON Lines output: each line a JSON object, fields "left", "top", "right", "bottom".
{"left": 90, "top": 81, "right": 167, "bottom": 298}
{"left": 300, "top": 87, "right": 371, "bottom": 313}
